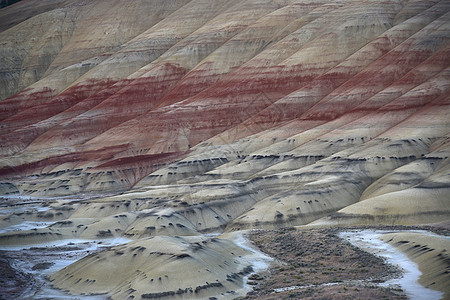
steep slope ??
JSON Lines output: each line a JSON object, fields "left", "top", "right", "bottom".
{"left": 0, "top": 0, "right": 449, "bottom": 299}
{"left": 1, "top": 0, "right": 449, "bottom": 231}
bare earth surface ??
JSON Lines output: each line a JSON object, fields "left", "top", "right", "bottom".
{"left": 0, "top": 0, "right": 449, "bottom": 299}
{"left": 0, "top": 225, "right": 448, "bottom": 299}
{"left": 243, "top": 226, "right": 449, "bottom": 300}
{"left": 0, "top": 253, "right": 33, "bottom": 300}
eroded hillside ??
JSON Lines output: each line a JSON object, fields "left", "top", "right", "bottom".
{"left": 0, "top": 0, "right": 449, "bottom": 299}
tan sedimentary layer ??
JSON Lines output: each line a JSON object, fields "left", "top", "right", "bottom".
{"left": 379, "top": 232, "right": 450, "bottom": 299}
{"left": 0, "top": 1, "right": 449, "bottom": 298}
{"left": 50, "top": 235, "right": 253, "bottom": 299}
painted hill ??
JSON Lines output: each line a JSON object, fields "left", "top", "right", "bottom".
{"left": 0, "top": 0, "right": 449, "bottom": 298}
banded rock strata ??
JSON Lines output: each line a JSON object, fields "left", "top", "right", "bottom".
{"left": 380, "top": 231, "right": 450, "bottom": 299}
{"left": 0, "top": 0, "right": 449, "bottom": 299}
